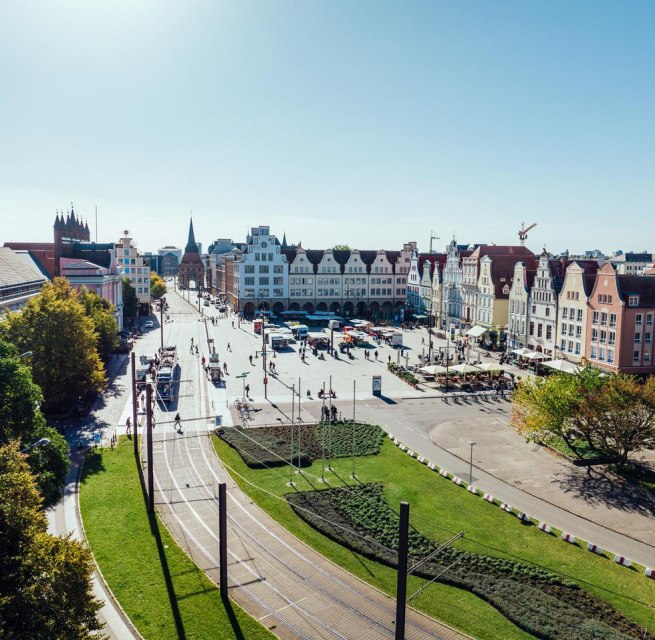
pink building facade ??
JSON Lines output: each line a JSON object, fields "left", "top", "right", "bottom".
{"left": 586, "top": 263, "right": 655, "bottom": 375}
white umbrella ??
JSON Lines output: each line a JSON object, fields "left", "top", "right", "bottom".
{"left": 523, "top": 351, "right": 547, "bottom": 361}
{"left": 419, "top": 365, "right": 449, "bottom": 375}
{"left": 476, "top": 362, "right": 505, "bottom": 372}
{"left": 449, "top": 363, "right": 482, "bottom": 374}
{"left": 542, "top": 359, "right": 580, "bottom": 374}
{"left": 511, "top": 347, "right": 531, "bottom": 356}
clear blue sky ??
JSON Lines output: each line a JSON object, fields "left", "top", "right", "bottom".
{"left": 1, "top": 0, "right": 653, "bottom": 255}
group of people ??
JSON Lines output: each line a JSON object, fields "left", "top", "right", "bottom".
{"left": 321, "top": 404, "right": 339, "bottom": 421}
{"left": 317, "top": 388, "right": 336, "bottom": 399}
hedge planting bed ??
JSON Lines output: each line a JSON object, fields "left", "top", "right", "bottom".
{"left": 287, "top": 483, "right": 651, "bottom": 640}
{"left": 216, "top": 421, "right": 385, "bottom": 469}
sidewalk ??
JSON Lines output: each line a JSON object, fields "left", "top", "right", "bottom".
{"left": 46, "top": 353, "right": 140, "bottom": 640}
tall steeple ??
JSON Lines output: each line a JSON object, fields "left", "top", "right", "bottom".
{"left": 185, "top": 216, "right": 198, "bottom": 253}
{"left": 282, "top": 231, "right": 287, "bottom": 248}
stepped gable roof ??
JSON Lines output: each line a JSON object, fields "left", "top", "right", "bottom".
{"left": 469, "top": 245, "right": 535, "bottom": 259}
{"left": 617, "top": 275, "right": 655, "bottom": 306}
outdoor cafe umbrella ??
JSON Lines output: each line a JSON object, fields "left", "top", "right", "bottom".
{"left": 449, "top": 363, "right": 482, "bottom": 375}
{"left": 511, "top": 347, "right": 531, "bottom": 357}
{"left": 419, "top": 365, "right": 449, "bottom": 375}
{"left": 476, "top": 362, "right": 505, "bottom": 373}
{"left": 541, "top": 359, "right": 580, "bottom": 374}
{"left": 523, "top": 351, "right": 547, "bottom": 361}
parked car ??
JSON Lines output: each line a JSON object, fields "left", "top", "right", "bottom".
{"left": 144, "top": 320, "right": 154, "bottom": 328}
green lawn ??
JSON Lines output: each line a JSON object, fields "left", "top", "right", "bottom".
{"left": 79, "top": 437, "right": 276, "bottom": 640}
{"left": 212, "top": 433, "right": 655, "bottom": 640}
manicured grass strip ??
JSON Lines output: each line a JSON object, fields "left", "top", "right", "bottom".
{"left": 211, "top": 434, "right": 655, "bottom": 640}
{"left": 79, "top": 437, "right": 275, "bottom": 640}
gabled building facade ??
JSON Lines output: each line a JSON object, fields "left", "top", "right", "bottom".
{"left": 507, "top": 260, "right": 537, "bottom": 350}
{"left": 439, "top": 240, "right": 471, "bottom": 333}
{"left": 115, "top": 232, "right": 151, "bottom": 304}
{"left": 586, "top": 263, "right": 655, "bottom": 374}
{"left": 475, "top": 255, "right": 516, "bottom": 348}
{"left": 556, "top": 261, "right": 599, "bottom": 362}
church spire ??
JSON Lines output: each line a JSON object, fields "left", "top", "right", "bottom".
{"left": 282, "top": 231, "right": 287, "bottom": 248}
{"left": 185, "top": 216, "right": 198, "bottom": 253}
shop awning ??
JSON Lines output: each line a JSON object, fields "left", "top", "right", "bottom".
{"left": 467, "top": 325, "right": 488, "bottom": 338}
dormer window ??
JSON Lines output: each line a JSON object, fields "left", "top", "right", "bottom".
{"left": 629, "top": 296, "right": 639, "bottom": 307}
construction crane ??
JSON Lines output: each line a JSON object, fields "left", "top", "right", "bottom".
{"left": 429, "top": 230, "right": 440, "bottom": 253}
{"left": 518, "top": 222, "right": 537, "bottom": 246}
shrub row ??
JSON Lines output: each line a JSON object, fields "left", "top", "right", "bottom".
{"left": 287, "top": 484, "right": 651, "bottom": 640}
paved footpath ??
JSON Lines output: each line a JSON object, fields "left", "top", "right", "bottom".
{"left": 46, "top": 354, "right": 140, "bottom": 640}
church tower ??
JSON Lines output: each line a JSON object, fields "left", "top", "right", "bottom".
{"left": 178, "top": 217, "right": 204, "bottom": 290}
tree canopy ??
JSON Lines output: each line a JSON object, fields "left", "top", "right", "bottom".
{"left": 0, "top": 279, "right": 106, "bottom": 414}
{"left": 0, "top": 339, "right": 70, "bottom": 503}
{"left": 122, "top": 277, "right": 138, "bottom": 322}
{"left": 79, "top": 286, "right": 119, "bottom": 360}
{"left": 332, "top": 244, "right": 351, "bottom": 251}
{"left": 512, "top": 365, "right": 655, "bottom": 466}
{"left": 150, "top": 271, "right": 167, "bottom": 300}
{"left": 0, "top": 442, "right": 102, "bottom": 639}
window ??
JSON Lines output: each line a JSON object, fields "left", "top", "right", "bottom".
{"left": 546, "top": 326, "right": 552, "bottom": 340}
{"left": 633, "top": 350, "right": 640, "bottom": 361}
{"left": 273, "top": 277, "right": 283, "bottom": 285}
{"left": 599, "top": 347, "right": 606, "bottom": 361}
{"left": 244, "top": 277, "right": 254, "bottom": 286}
{"left": 537, "top": 324, "right": 543, "bottom": 338}
{"left": 591, "top": 328, "right": 598, "bottom": 341}
{"left": 646, "top": 332, "right": 652, "bottom": 344}
{"left": 590, "top": 346, "right": 597, "bottom": 359}
{"left": 545, "top": 307, "right": 550, "bottom": 317}
{"left": 259, "top": 277, "right": 269, "bottom": 285}
{"left": 592, "top": 311, "right": 599, "bottom": 324}
{"left": 609, "top": 313, "right": 617, "bottom": 327}
{"left": 259, "top": 265, "right": 269, "bottom": 274}
{"left": 601, "top": 312, "right": 607, "bottom": 326}
{"left": 567, "top": 340, "right": 573, "bottom": 353}
{"left": 576, "top": 326, "right": 582, "bottom": 338}
{"left": 600, "top": 330, "right": 607, "bottom": 344}
{"left": 629, "top": 296, "right": 639, "bottom": 306}
{"left": 577, "top": 309, "right": 583, "bottom": 322}
{"left": 647, "top": 314, "right": 653, "bottom": 325}
{"left": 561, "top": 322, "right": 567, "bottom": 335}
{"left": 560, "top": 338, "right": 567, "bottom": 350}
{"left": 635, "top": 332, "right": 641, "bottom": 343}
{"left": 607, "top": 349, "right": 614, "bottom": 363}
{"left": 274, "top": 265, "right": 284, "bottom": 273}
{"left": 245, "top": 265, "right": 255, "bottom": 273}
{"left": 609, "top": 331, "right": 615, "bottom": 345}
{"left": 562, "top": 308, "right": 568, "bottom": 319}
{"left": 636, "top": 314, "right": 643, "bottom": 325}
{"left": 645, "top": 351, "right": 651, "bottom": 362}
{"left": 575, "top": 342, "right": 581, "bottom": 355}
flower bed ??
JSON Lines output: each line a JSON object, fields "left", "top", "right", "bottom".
{"left": 287, "top": 483, "right": 651, "bottom": 640}
{"left": 387, "top": 363, "right": 419, "bottom": 387}
{"left": 216, "top": 422, "right": 385, "bottom": 469}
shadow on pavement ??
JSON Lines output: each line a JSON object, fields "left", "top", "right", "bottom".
{"left": 553, "top": 465, "right": 655, "bottom": 519}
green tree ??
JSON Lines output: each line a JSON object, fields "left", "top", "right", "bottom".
{"left": 0, "top": 340, "right": 70, "bottom": 503}
{"left": 122, "top": 277, "right": 138, "bottom": 324}
{"left": 79, "top": 286, "right": 119, "bottom": 360}
{"left": 0, "top": 279, "right": 106, "bottom": 414}
{"left": 150, "top": 271, "right": 167, "bottom": 300}
{"left": 332, "top": 244, "right": 351, "bottom": 251}
{"left": 512, "top": 366, "right": 655, "bottom": 467}
{"left": 0, "top": 442, "right": 102, "bottom": 639}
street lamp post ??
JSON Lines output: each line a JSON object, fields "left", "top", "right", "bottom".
{"left": 467, "top": 441, "right": 476, "bottom": 485}
{"left": 20, "top": 437, "right": 50, "bottom": 454}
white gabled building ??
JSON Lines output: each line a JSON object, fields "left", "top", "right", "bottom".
{"left": 234, "top": 226, "right": 289, "bottom": 315}
{"left": 115, "top": 232, "right": 151, "bottom": 304}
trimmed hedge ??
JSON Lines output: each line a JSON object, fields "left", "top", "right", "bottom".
{"left": 287, "top": 484, "right": 650, "bottom": 640}
{"left": 216, "top": 422, "right": 384, "bottom": 469}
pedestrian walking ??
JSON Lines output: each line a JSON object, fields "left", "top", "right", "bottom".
{"left": 125, "top": 417, "right": 131, "bottom": 436}
{"left": 388, "top": 354, "right": 391, "bottom": 364}
{"left": 330, "top": 405, "right": 337, "bottom": 421}
{"left": 223, "top": 362, "right": 228, "bottom": 374}
{"left": 227, "top": 343, "right": 231, "bottom": 352}
{"left": 374, "top": 350, "right": 379, "bottom": 360}
{"left": 249, "top": 354, "right": 253, "bottom": 365}
{"left": 174, "top": 412, "right": 182, "bottom": 430}
{"left": 245, "top": 384, "right": 250, "bottom": 397}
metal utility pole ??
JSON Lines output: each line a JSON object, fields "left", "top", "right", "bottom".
{"left": 131, "top": 352, "right": 138, "bottom": 457}
{"left": 468, "top": 441, "right": 476, "bottom": 485}
{"left": 288, "top": 387, "right": 295, "bottom": 486}
{"left": 146, "top": 384, "right": 154, "bottom": 513}
{"left": 321, "top": 382, "right": 326, "bottom": 482}
{"left": 159, "top": 302, "right": 164, "bottom": 352}
{"left": 218, "top": 482, "right": 228, "bottom": 600}
{"left": 351, "top": 380, "right": 356, "bottom": 479}
{"left": 262, "top": 315, "right": 268, "bottom": 399}
{"left": 429, "top": 230, "right": 440, "bottom": 254}
{"left": 395, "top": 501, "right": 410, "bottom": 640}
{"left": 328, "top": 374, "right": 333, "bottom": 471}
